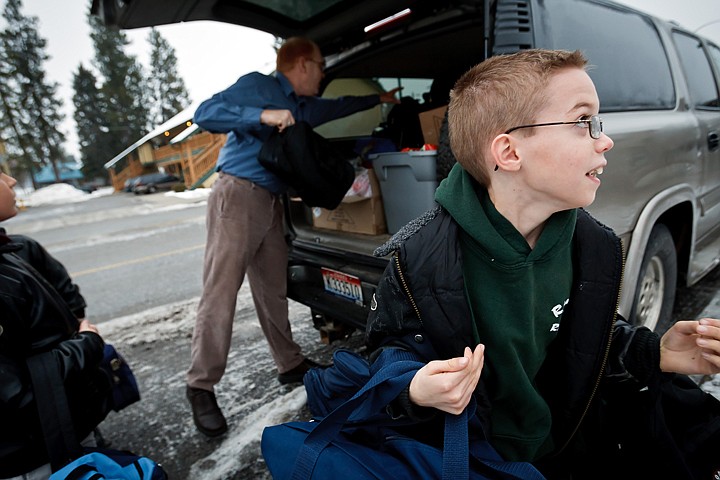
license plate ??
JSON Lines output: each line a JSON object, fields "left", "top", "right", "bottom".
{"left": 321, "top": 267, "right": 364, "bottom": 305}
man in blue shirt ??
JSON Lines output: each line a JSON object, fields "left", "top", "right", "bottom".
{"left": 187, "top": 36, "right": 400, "bottom": 437}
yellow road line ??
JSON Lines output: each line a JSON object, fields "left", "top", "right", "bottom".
{"left": 70, "top": 244, "right": 205, "bottom": 278}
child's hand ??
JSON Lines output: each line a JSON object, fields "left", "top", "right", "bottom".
{"left": 660, "top": 318, "right": 720, "bottom": 374}
{"left": 408, "top": 344, "right": 485, "bottom": 415}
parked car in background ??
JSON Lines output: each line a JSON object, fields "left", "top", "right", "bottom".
{"left": 132, "top": 173, "right": 181, "bottom": 194}
{"left": 95, "top": 0, "right": 720, "bottom": 339}
{"left": 123, "top": 176, "right": 142, "bottom": 193}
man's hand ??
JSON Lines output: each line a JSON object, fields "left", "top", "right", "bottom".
{"left": 261, "top": 109, "right": 296, "bottom": 132}
{"left": 660, "top": 318, "right": 720, "bottom": 375}
{"left": 408, "top": 344, "right": 485, "bottom": 415}
{"left": 379, "top": 87, "right": 403, "bottom": 104}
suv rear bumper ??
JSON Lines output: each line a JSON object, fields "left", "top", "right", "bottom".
{"left": 287, "top": 242, "right": 389, "bottom": 330}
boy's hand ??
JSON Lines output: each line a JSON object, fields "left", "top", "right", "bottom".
{"left": 660, "top": 318, "right": 720, "bottom": 374}
{"left": 408, "top": 344, "right": 485, "bottom": 415}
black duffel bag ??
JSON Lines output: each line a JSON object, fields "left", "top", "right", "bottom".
{"left": 258, "top": 121, "right": 354, "bottom": 210}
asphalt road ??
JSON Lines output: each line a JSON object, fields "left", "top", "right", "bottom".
{"left": 6, "top": 191, "right": 207, "bottom": 322}
{"left": 6, "top": 190, "right": 720, "bottom": 479}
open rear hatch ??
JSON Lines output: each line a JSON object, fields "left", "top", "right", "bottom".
{"left": 91, "top": 0, "right": 461, "bottom": 55}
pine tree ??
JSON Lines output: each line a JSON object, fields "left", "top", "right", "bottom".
{"left": 87, "top": 13, "right": 150, "bottom": 165}
{"left": 72, "top": 64, "right": 112, "bottom": 181}
{"left": 0, "top": 33, "right": 32, "bottom": 184}
{"left": 0, "top": 0, "right": 66, "bottom": 188}
{"left": 147, "top": 28, "right": 191, "bottom": 127}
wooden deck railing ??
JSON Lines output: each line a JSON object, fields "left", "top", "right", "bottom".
{"left": 182, "top": 136, "right": 225, "bottom": 187}
{"left": 109, "top": 159, "right": 145, "bottom": 191}
{"left": 109, "top": 131, "right": 226, "bottom": 191}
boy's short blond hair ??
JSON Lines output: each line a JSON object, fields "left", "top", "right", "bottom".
{"left": 276, "top": 37, "right": 320, "bottom": 73}
{"left": 449, "top": 49, "right": 588, "bottom": 186}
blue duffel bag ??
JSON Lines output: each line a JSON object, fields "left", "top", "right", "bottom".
{"left": 262, "top": 348, "right": 545, "bottom": 480}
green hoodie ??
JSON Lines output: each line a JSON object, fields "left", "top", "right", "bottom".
{"left": 435, "top": 164, "right": 576, "bottom": 461}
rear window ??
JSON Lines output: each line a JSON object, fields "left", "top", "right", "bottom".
{"left": 315, "top": 77, "right": 437, "bottom": 140}
{"left": 541, "top": 1, "right": 675, "bottom": 112}
{"left": 242, "top": 0, "right": 344, "bottom": 21}
{"left": 377, "top": 78, "right": 434, "bottom": 103}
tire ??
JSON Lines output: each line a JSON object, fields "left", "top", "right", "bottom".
{"left": 630, "top": 224, "right": 677, "bottom": 334}
{"left": 148, "top": 185, "right": 157, "bottom": 194}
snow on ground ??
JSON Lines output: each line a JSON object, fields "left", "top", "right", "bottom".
{"left": 8, "top": 184, "right": 210, "bottom": 237}
{"left": 97, "top": 288, "right": 318, "bottom": 479}
{"left": 701, "top": 375, "right": 720, "bottom": 397}
{"left": 16, "top": 184, "right": 115, "bottom": 207}
{"left": 15, "top": 183, "right": 210, "bottom": 209}
{"left": 164, "top": 187, "right": 211, "bottom": 201}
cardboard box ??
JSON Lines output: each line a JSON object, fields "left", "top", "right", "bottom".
{"left": 418, "top": 105, "right": 448, "bottom": 146}
{"left": 312, "top": 169, "right": 387, "bottom": 235}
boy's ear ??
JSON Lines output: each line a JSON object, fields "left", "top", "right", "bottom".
{"left": 490, "top": 134, "right": 522, "bottom": 172}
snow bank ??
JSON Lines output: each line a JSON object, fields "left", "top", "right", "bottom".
{"left": 17, "top": 184, "right": 114, "bottom": 207}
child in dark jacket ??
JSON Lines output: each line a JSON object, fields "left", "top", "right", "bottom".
{"left": 366, "top": 49, "right": 720, "bottom": 478}
{"left": 0, "top": 172, "right": 111, "bottom": 479}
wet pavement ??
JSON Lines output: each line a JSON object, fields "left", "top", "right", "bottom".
{"left": 95, "top": 289, "right": 364, "bottom": 480}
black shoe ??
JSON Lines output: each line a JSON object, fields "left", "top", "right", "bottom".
{"left": 277, "top": 358, "right": 328, "bottom": 385}
{"left": 186, "top": 386, "right": 228, "bottom": 437}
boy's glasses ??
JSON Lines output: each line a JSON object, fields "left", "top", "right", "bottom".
{"left": 504, "top": 115, "right": 603, "bottom": 139}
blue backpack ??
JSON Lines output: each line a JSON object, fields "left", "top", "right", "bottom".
{"left": 49, "top": 449, "right": 167, "bottom": 480}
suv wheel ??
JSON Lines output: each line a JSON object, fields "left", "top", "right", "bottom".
{"left": 630, "top": 224, "right": 677, "bottom": 334}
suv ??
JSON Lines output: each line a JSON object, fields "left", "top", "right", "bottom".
{"left": 95, "top": 0, "right": 720, "bottom": 337}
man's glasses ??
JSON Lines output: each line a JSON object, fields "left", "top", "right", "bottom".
{"left": 504, "top": 115, "right": 603, "bottom": 139}
{"left": 306, "top": 58, "right": 326, "bottom": 72}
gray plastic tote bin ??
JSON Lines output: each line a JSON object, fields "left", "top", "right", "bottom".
{"left": 370, "top": 151, "right": 438, "bottom": 234}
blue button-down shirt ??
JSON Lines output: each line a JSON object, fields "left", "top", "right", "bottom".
{"left": 193, "top": 72, "right": 380, "bottom": 194}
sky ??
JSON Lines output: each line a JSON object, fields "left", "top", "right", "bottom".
{"left": 15, "top": 0, "right": 278, "bottom": 158}
{"left": 11, "top": 0, "right": 720, "bottom": 159}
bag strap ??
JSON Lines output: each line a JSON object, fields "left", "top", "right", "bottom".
{"left": 15, "top": 252, "right": 85, "bottom": 471}
{"left": 6, "top": 253, "right": 80, "bottom": 326}
{"left": 292, "top": 359, "right": 424, "bottom": 480}
{"left": 26, "top": 353, "right": 83, "bottom": 471}
{"left": 443, "top": 410, "right": 469, "bottom": 479}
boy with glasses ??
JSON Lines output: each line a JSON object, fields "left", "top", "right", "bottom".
{"left": 366, "top": 49, "right": 720, "bottom": 478}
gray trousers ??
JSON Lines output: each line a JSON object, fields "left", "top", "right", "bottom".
{"left": 187, "top": 173, "right": 303, "bottom": 392}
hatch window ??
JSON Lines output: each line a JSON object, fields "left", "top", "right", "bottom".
{"left": 243, "top": 0, "right": 345, "bottom": 22}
